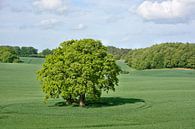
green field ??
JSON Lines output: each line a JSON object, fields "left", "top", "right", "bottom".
{"left": 0, "top": 59, "right": 195, "bottom": 129}
{"left": 20, "top": 57, "right": 45, "bottom": 64}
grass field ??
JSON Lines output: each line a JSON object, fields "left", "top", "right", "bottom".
{"left": 20, "top": 57, "right": 45, "bottom": 64}
{"left": 0, "top": 59, "right": 195, "bottom": 129}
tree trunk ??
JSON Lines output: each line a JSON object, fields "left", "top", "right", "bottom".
{"left": 66, "top": 95, "right": 73, "bottom": 105}
{"left": 79, "top": 94, "right": 85, "bottom": 107}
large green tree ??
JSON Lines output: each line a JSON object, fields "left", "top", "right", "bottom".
{"left": 37, "top": 39, "right": 121, "bottom": 107}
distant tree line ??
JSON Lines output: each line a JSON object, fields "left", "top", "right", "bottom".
{"left": 107, "top": 46, "right": 131, "bottom": 60}
{"left": 0, "top": 46, "right": 20, "bottom": 63}
{"left": 38, "top": 48, "right": 53, "bottom": 57}
{"left": 20, "top": 46, "right": 38, "bottom": 57}
{"left": 124, "top": 43, "right": 195, "bottom": 69}
{"left": 0, "top": 45, "right": 130, "bottom": 63}
{"left": 1, "top": 43, "right": 195, "bottom": 69}
{"left": 0, "top": 46, "right": 38, "bottom": 57}
{"left": 0, "top": 45, "right": 53, "bottom": 63}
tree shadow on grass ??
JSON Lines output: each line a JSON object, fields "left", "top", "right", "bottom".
{"left": 53, "top": 97, "right": 145, "bottom": 108}
{"left": 53, "top": 102, "right": 67, "bottom": 107}
{"left": 86, "top": 97, "right": 145, "bottom": 108}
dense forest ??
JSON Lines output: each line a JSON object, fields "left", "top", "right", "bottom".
{"left": 107, "top": 46, "right": 131, "bottom": 60}
{"left": 125, "top": 43, "right": 195, "bottom": 69}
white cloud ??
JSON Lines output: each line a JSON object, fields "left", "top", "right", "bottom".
{"left": 33, "top": 0, "right": 68, "bottom": 14}
{"left": 137, "top": 0, "right": 195, "bottom": 23}
{"left": 37, "top": 18, "right": 61, "bottom": 29}
{"left": 19, "top": 18, "right": 61, "bottom": 30}
{"left": 73, "top": 24, "right": 87, "bottom": 30}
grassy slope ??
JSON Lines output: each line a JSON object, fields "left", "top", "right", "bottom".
{"left": 0, "top": 60, "right": 195, "bottom": 129}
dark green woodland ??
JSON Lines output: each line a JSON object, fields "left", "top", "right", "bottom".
{"left": 124, "top": 43, "right": 195, "bottom": 70}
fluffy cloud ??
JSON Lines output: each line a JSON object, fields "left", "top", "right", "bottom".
{"left": 37, "top": 18, "right": 61, "bottom": 29}
{"left": 73, "top": 24, "right": 87, "bottom": 30}
{"left": 19, "top": 18, "right": 61, "bottom": 30}
{"left": 137, "top": 0, "right": 195, "bottom": 23}
{"left": 33, "top": 0, "right": 68, "bottom": 14}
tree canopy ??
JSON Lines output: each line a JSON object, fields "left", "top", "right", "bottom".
{"left": 125, "top": 43, "right": 195, "bottom": 70}
{"left": 39, "top": 48, "right": 53, "bottom": 57}
{"left": 20, "top": 46, "right": 38, "bottom": 57}
{"left": 0, "top": 46, "right": 20, "bottom": 63}
{"left": 37, "top": 39, "right": 121, "bottom": 107}
{"left": 0, "top": 45, "right": 38, "bottom": 57}
{"left": 107, "top": 46, "right": 131, "bottom": 60}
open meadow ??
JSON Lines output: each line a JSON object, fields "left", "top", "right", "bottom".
{"left": 0, "top": 58, "right": 195, "bottom": 129}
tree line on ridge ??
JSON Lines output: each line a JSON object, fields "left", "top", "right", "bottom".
{"left": 0, "top": 42, "right": 195, "bottom": 70}
{"left": 124, "top": 43, "right": 195, "bottom": 69}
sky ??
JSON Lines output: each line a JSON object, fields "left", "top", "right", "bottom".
{"left": 1, "top": 0, "right": 195, "bottom": 51}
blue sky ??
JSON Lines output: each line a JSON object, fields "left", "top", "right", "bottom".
{"left": 0, "top": 0, "right": 195, "bottom": 51}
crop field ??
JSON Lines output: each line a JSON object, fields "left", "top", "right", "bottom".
{"left": 0, "top": 59, "right": 195, "bottom": 129}
{"left": 20, "top": 57, "right": 45, "bottom": 64}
